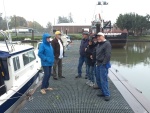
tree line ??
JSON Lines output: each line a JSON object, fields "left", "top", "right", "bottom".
{"left": 57, "top": 13, "right": 74, "bottom": 23}
{"left": 0, "top": 15, "right": 47, "bottom": 32}
{"left": 0, "top": 12, "right": 74, "bottom": 33}
{"left": 116, "top": 13, "right": 150, "bottom": 36}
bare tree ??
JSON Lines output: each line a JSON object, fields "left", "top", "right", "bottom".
{"left": 46, "top": 22, "right": 52, "bottom": 33}
{"left": 68, "top": 12, "right": 74, "bottom": 23}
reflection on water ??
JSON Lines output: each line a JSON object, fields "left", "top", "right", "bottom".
{"left": 112, "top": 42, "right": 150, "bottom": 67}
{"left": 111, "top": 42, "right": 150, "bottom": 100}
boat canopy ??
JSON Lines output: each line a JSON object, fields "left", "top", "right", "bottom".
{"left": 0, "top": 51, "right": 11, "bottom": 58}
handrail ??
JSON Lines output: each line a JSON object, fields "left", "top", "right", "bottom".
{"left": 0, "top": 31, "right": 10, "bottom": 52}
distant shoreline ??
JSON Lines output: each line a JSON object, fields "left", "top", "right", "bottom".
{"left": 127, "top": 36, "right": 150, "bottom": 42}
{"left": 127, "top": 39, "right": 150, "bottom": 42}
{"left": 0, "top": 35, "right": 150, "bottom": 42}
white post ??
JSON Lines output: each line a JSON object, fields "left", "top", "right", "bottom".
{"left": 101, "top": 1, "right": 104, "bottom": 29}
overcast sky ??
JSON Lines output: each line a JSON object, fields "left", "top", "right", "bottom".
{"left": 0, "top": 0, "right": 150, "bottom": 27}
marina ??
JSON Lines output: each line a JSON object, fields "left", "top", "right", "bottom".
{"left": 19, "top": 41, "right": 150, "bottom": 113}
{"left": 1, "top": 0, "right": 150, "bottom": 112}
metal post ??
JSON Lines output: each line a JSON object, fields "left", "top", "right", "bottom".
{"left": 101, "top": 1, "right": 103, "bottom": 30}
{"left": 15, "top": 15, "right": 17, "bottom": 37}
{"left": 32, "top": 29, "right": 34, "bottom": 41}
{"left": 66, "top": 28, "right": 67, "bottom": 35}
{"left": 97, "top": 1, "right": 108, "bottom": 32}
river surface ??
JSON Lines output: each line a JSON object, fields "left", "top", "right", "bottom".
{"left": 111, "top": 42, "right": 150, "bottom": 100}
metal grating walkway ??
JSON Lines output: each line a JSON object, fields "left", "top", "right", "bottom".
{"left": 20, "top": 41, "right": 134, "bottom": 113}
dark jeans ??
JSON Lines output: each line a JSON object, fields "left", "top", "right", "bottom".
{"left": 87, "top": 65, "right": 94, "bottom": 82}
{"left": 77, "top": 56, "right": 88, "bottom": 77}
{"left": 53, "top": 58, "right": 62, "bottom": 78}
{"left": 96, "top": 65, "right": 110, "bottom": 96}
{"left": 41, "top": 66, "right": 52, "bottom": 89}
{"left": 94, "top": 64, "right": 98, "bottom": 85}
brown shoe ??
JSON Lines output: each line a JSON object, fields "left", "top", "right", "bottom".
{"left": 45, "top": 87, "right": 53, "bottom": 91}
{"left": 40, "top": 89, "right": 46, "bottom": 94}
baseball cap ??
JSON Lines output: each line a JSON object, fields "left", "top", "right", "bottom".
{"left": 82, "top": 32, "right": 89, "bottom": 35}
{"left": 97, "top": 32, "right": 105, "bottom": 37}
{"left": 55, "top": 31, "right": 61, "bottom": 35}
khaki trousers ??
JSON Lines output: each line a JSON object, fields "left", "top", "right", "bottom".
{"left": 53, "top": 58, "right": 62, "bottom": 78}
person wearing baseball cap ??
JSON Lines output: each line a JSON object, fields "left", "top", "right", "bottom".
{"left": 55, "top": 31, "right": 61, "bottom": 35}
{"left": 51, "top": 31, "right": 65, "bottom": 80}
{"left": 82, "top": 31, "right": 89, "bottom": 35}
{"left": 96, "top": 32, "right": 111, "bottom": 101}
{"left": 96, "top": 32, "right": 105, "bottom": 37}
{"left": 76, "top": 31, "right": 89, "bottom": 79}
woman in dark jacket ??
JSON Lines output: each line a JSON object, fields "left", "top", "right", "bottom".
{"left": 85, "top": 39, "right": 95, "bottom": 87}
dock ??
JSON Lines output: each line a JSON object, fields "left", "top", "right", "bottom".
{"left": 19, "top": 40, "right": 150, "bottom": 113}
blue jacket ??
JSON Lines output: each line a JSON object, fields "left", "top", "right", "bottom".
{"left": 38, "top": 33, "right": 54, "bottom": 66}
{"left": 79, "top": 38, "right": 89, "bottom": 56}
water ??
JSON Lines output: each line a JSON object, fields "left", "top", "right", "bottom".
{"left": 111, "top": 42, "right": 150, "bottom": 100}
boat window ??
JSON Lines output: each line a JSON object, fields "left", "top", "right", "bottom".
{"left": 23, "top": 53, "right": 30, "bottom": 65}
{"left": 28, "top": 51, "right": 36, "bottom": 62}
{"left": 13, "top": 56, "right": 20, "bottom": 71}
{"left": 23, "top": 51, "right": 36, "bottom": 66}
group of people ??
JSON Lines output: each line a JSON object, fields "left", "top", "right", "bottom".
{"left": 76, "top": 32, "right": 111, "bottom": 101}
{"left": 38, "top": 31, "right": 65, "bottom": 94}
{"left": 38, "top": 30, "right": 111, "bottom": 101}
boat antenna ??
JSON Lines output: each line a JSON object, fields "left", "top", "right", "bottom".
{"left": 3, "top": 0, "right": 12, "bottom": 43}
{"left": 97, "top": 1, "right": 108, "bottom": 32}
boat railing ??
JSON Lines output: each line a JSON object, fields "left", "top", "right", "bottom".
{"left": 0, "top": 30, "right": 15, "bottom": 52}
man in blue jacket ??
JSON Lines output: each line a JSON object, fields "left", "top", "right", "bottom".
{"left": 38, "top": 33, "right": 54, "bottom": 94}
{"left": 76, "top": 32, "right": 89, "bottom": 78}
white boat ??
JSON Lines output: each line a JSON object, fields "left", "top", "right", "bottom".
{"left": 0, "top": 31, "right": 42, "bottom": 113}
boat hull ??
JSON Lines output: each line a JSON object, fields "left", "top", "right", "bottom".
{"left": 0, "top": 71, "right": 40, "bottom": 113}
{"left": 105, "top": 33, "right": 127, "bottom": 48}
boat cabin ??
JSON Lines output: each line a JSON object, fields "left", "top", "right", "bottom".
{"left": 0, "top": 31, "right": 41, "bottom": 113}
{"left": 0, "top": 43, "right": 38, "bottom": 96}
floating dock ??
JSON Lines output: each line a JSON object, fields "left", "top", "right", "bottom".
{"left": 19, "top": 41, "right": 150, "bottom": 113}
